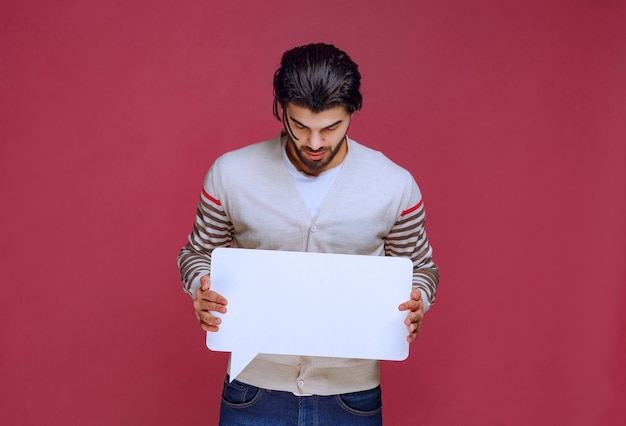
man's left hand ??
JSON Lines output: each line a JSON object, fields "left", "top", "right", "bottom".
{"left": 398, "top": 289, "right": 424, "bottom": 343}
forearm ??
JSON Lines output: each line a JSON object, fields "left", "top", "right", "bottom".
{"left": 386, "top": 197, "right": 439, "bottom": 309}
{"left": 178, "top": 186, "right": 233, "bottom": 297}
{"left": 177, "top": 242, "right": 212, "bottom": 297}
{"left": 414, "top": 264, "right": 439, "bottom": 312}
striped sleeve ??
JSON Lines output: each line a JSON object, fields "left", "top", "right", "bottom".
{"left": 385, "top": 199, "right": 439, "bottom": 306}
{"left": 177, "top": 188, "right": 233, "bottom": 297}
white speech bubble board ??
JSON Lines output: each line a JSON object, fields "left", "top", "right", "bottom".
{"left": 206, "top": 247, "right": 413, "bottom": 381}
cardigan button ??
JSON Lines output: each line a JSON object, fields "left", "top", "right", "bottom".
{"left": 310, "top": 226, "right": 317, "bottom": 232}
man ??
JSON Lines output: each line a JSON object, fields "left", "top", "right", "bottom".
{"left": 178, "top": 42, "right": 439, "bottom": 425}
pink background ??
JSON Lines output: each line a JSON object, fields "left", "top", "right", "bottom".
{"left": 1, "top": 1, "right": 624, "bottom": 424}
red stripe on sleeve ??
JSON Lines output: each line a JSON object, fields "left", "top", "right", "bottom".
{"left": 400, "top": 200, "right": 423, "bottom": 216}
{"left": 202, "top": 189, "right": 221, "bottom": 206}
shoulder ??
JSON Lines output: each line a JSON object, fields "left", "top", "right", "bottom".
{"left": 204, "top": 134, "right": 284, "bottom": 192}
{"left": 345, "top": 138, "right": 423, "bottom": 206}
{"left": 347, "top": 138, "right": 414, "bottom": 182}
{"left": 214, "top": 135, "right": 281, "bottom": 169}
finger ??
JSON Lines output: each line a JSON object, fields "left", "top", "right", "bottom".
{"left": 194, "top": 298, "right": 228, "bottom": 316}
{"left": 398, "top": 289, "right": 424, "bottom": 311}
{"left": 196, "top": 290, "right": 228, "bottom": 307}
{"left": 406, "top": 305, "right": 424, "bottom": 321}
{"left": 198, "top": 311, "right": 222, "bottom": 332}
{"left": 411, "top": 288, "right": 422, "bottom": 301}
{"left": 406, "top": 324, "right": 419, "bottom": 341}
{"left": 198, "top": 310, "right": 222, "bottom": 326}
{"left": 405, "top": 314, "right": 422, "bottom": 328}
{"left": 399, "top": 299, "right": 422, "bottom": 312}
{"left": 399, "top": 302, "right": 417, "bottom": 312}
{"left": 200, "top": 320, "right": 221, "bottom": 332}
{"left": 200, "top": 275, "right": 211, "bottom": 291}
{"left": 411, "top": 318, "right": 422, "bottom": 332}
{"left": 208, "top": 290, "right": 228, "bottom": 306}
{"left": 406, "top": 320, "right": 422, "bottom": 342}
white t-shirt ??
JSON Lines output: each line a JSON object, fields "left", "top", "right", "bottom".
{"left": 282, "top": 143, "right": 344, "bottom": 218}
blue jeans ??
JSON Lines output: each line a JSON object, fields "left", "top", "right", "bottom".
{"left": 219, "top": 377, "right": 383, "bottom": 425}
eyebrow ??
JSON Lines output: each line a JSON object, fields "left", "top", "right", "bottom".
{"left": 289, "top": 117, "right": 343, "bottom": 130}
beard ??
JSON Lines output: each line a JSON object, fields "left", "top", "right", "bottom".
{"left": 288, "top": 135, "right": 347, "bottom": 173}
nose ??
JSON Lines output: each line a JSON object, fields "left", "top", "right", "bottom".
{"left": 307, "top": 132, "right": 324, "bottom": 150}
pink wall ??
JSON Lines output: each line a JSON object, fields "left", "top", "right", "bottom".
{"left": 1, "top": 1, "right": 624, "bottom": 424}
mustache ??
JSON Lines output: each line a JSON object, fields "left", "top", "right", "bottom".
{"left": 301, "top": 147, "right": 329, "bottom": 153}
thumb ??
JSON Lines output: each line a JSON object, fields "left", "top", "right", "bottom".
{"left": 412, "top": 288, "right": 422, "bottom": 301}
{"left": 200, "top": 274, "right": 211, "bottom": 291}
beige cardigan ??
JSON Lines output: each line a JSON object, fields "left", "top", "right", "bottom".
{"left": 178, "top": 133, "right": 438, "bottom": 395}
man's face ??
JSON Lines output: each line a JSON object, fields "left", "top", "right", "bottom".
{"left": 284, "top": 103, "right": 352, "bottom": 177}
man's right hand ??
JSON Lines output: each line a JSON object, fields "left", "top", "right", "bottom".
{"left": 193, "top": 275, "right": 228, "bottom": 332}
